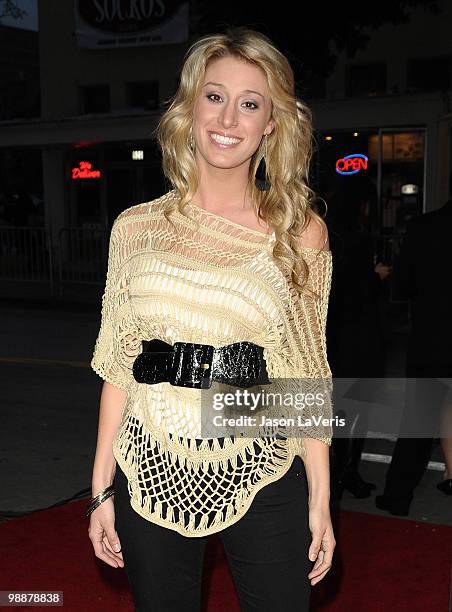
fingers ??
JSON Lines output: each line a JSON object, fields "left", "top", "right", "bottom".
{"left": 89, "top": 527, "right": 120, "bottom": 568}
{"left": 102, "top": 538, "right": 124, "bottom": 568}
{"left": 103, "top": 534, "right": 124, "bottom": 565}
{"left": 102, "top": 533, "right": 122, "bottom": 555}
{"left": 308, "top": 526, "right": 335, "bottom": 585}
{"left": 88, "top": 518, "right": 124, "bottom": 569}
{"left": 308, "top": 549, "right": 333, "bottom": 585}
{"left": 308, "top": 535, "right": 322, "bottom": 562}
{"left": 104, "top": 526, "right": 122, "bottom": 555}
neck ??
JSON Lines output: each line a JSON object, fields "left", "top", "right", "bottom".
{"left": 191, "top": 155, "right": 253, "bottom": 211}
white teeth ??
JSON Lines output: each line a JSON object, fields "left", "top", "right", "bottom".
{"left": 210, "top": 133, "right": 241, "bottom": 145}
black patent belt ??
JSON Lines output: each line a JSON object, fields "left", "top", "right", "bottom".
{"left": 132, "top": 338, "right": 271, "bottom": 389}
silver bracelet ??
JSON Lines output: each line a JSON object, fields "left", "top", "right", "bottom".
{"left": 85, "top": 485, "right": 115, "bottom": 517}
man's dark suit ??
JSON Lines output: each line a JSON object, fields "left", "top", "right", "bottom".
{"left": 377, "top": 199, "right": 452, "bottom": 513}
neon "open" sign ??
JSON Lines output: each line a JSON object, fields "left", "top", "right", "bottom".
{"left": 336, "top": 154, "right": 368, "bottom": 175}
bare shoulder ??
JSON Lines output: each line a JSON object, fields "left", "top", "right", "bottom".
{"left": 299, "top": 215, "right": 330, "bottom": 252}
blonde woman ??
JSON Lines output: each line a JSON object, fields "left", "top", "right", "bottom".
{"left": 88, "top": 28, "right": 335, "bottom": 611}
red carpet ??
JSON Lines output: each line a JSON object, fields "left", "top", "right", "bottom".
{"left": 0, "top": 500, "right": 451, "bottom": 611}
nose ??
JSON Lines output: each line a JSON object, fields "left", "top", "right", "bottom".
{"left": 218, "top": 100, "right": 238, "bottom": 129}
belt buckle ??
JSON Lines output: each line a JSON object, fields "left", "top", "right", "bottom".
{"left": 170, "top": 342, "right": 214, "bottom": 389}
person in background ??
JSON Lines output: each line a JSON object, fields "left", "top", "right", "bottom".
{"left": 326, "top": 176, "right": 391, "bottom": 499}
{"left": 376, "top": 190, "right": 452, "bottom": 515}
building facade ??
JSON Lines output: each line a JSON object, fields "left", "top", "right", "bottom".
{"left": 309, "top": 0, "right": 452, "bottom": 236}
{"left": 0, "top": 0, "right": 450, "bottom": 298}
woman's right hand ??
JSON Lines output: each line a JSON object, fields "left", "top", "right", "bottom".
{"left": 88, "top": 497, "right": 124, "bottom": 568}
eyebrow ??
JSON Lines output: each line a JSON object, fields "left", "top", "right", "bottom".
{"left": 202, "top": 81, "right": 265, "bottom": 99}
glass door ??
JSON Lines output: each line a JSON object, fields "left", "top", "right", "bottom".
{"left": 375, "top": 128, "right": 425, "bottom": 236}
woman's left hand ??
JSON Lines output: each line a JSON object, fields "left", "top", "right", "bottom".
{"left": 307, "top": 504, "right": 336, "bottom": 585}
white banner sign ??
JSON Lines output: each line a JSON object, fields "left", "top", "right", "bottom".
{"left": 74, "top": 0, "right": 189, "bottom": 48}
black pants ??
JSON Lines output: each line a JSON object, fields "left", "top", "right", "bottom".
{"left": 113, "top": 454, "right": 312, "bottom": 612}
{"left": 382, "top": 362, "right": 451, "bottom": 508}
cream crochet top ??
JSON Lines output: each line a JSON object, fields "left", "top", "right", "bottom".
{"left": 91, "top": 190, "right": 333, "bottom": 537}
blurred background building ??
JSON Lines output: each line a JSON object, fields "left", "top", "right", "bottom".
{"left": 311, "top": 2, "right": 451, "bottom": 266}
{"left": 0, "top": 0, "right": 451, "bottom": 300}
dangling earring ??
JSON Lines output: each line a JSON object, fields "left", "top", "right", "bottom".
{"left": 188, "top": 128, "right": 195, "bottom": 152}
{"left": 255, "top": 133, "right": 271, "bottom": 191}
{"left": 315, "top": 196, "right": 328, "bottom": 219}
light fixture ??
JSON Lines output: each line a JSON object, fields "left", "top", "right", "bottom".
{"left": 353, "top": 132, "right": 359, "bottom": 137}
{"left": 401, "top": 184, "right": 419, "bottom": 195}
{"left": 325, "top": 136, "right": 333, "bottom": 141}
{"left": 132, "top": 149, "right": 144, "bottom": 160}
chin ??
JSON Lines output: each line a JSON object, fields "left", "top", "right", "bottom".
{"left": 198, "top": 150, "right": 246, "bottom": 171}
{"left": 206, "top": 159, "right": 242, "bottom": 170}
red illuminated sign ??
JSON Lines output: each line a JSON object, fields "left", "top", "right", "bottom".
{"left": 72, "top": 161, "right": 101, "bottom": 180}
{"left": 336, "top": 154, "right": 368, "bottom": 175}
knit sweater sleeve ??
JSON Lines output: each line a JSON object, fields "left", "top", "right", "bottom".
{"left": 262, "top": 246, "right": 333, "bottom": 448}
{"left": 303, "top": 246, "right": 333, "bottom": 368}
{"left": 90, "top": 215, "right": 142, "bottom": 392}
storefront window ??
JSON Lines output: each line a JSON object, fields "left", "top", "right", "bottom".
{"left": 371, "top": 129, "right": 425, "bottom": 235}
{"left": 313, "top": 129, "right": 379, "bottom": 233}
{"left": 313, "top": 128, "right": 425, "bottom": 237}
{"left": 68, "top": 142, "right": 166, "bottom": 229}
{"left": 313, "top": 127, "right": 426, "bottom": 304}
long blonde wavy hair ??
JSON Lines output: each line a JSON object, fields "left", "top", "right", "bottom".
{"left": 156, "top": 27, "right": 328, "bottom": 294}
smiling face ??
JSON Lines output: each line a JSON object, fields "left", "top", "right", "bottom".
{"left": 192, "top": 55, "right": 275, "bottom": 172}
